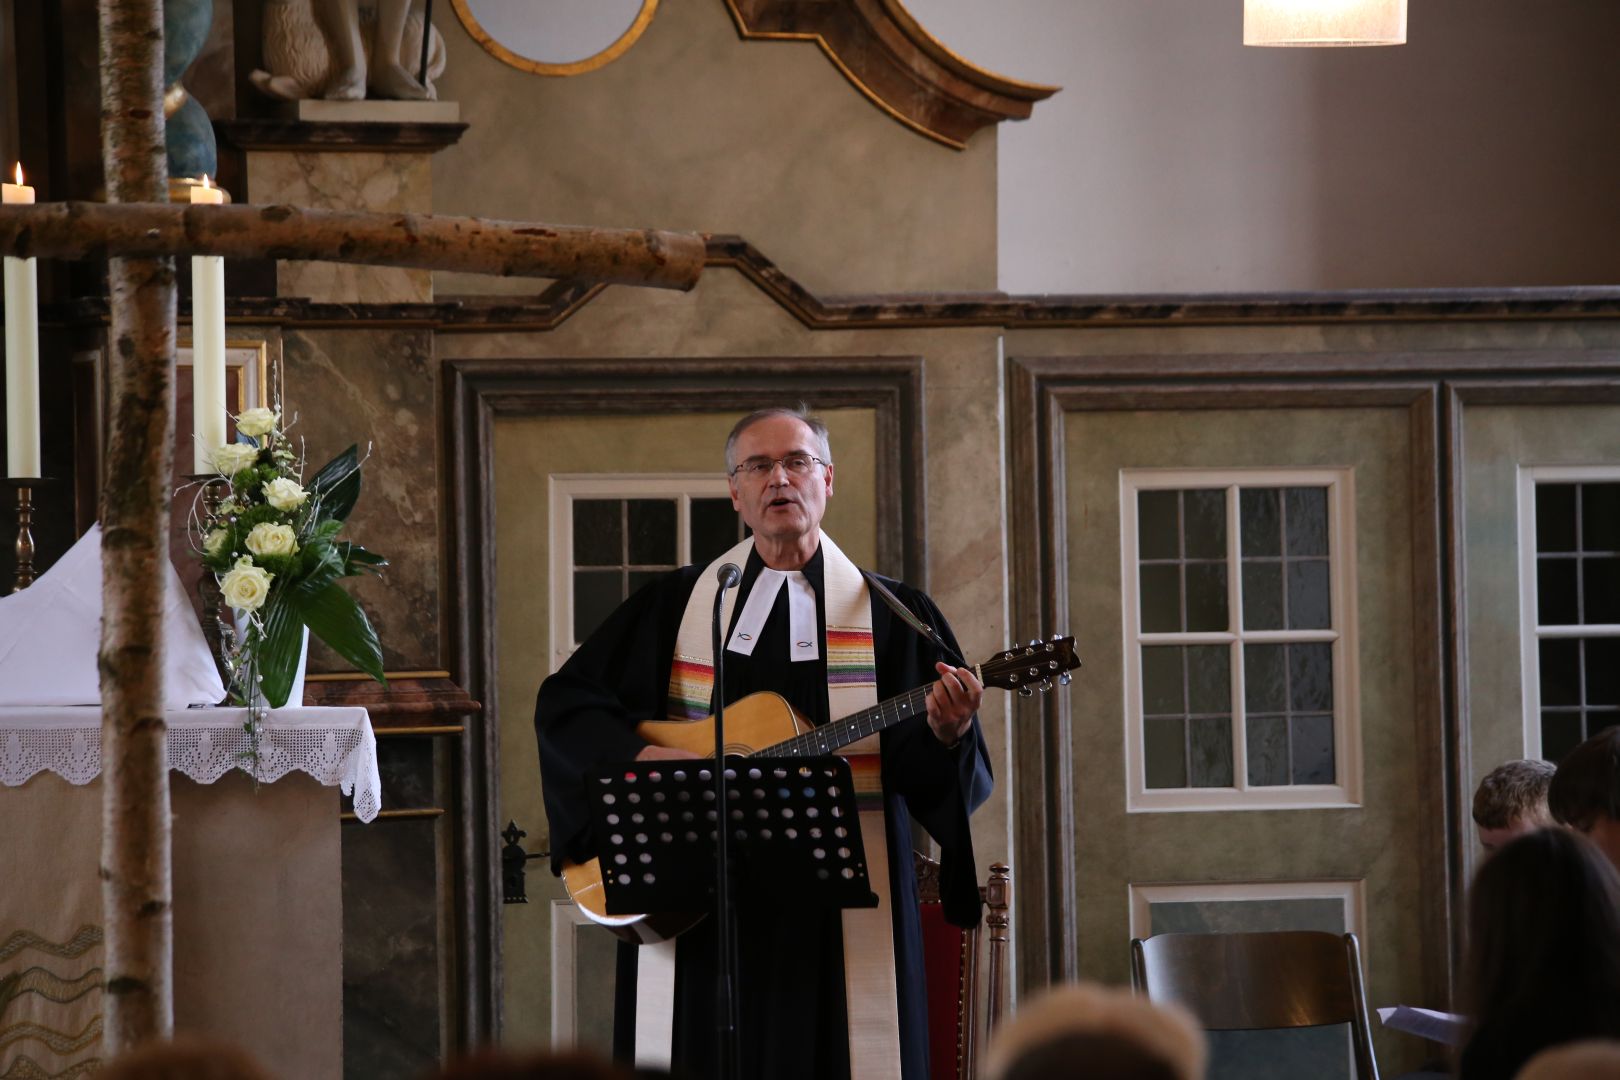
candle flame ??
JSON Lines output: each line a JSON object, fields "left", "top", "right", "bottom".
{"left": 11, "top": 162, "right": 20, "bottom": 186}
{"left": 200, "top": 174, "right": 213, "bottom": 189}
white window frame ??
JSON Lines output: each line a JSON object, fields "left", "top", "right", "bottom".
{"left": 549, "top": 474, "right": 736, "bottom": 672}
{"left": 1516, "top": 465, "right": 1620, "bottom": 759}
{"left": 1121, "top": 468, "right": 1362, "bottom": 812}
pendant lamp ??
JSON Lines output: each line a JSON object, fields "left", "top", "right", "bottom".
{"left": 1244, "top": 0, "right": 1407, "bottom": 46}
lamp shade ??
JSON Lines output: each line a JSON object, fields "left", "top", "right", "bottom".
{"left": 1244, "top": 0, "right": 1407, "bottom": 46}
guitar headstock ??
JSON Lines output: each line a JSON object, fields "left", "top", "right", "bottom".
{"left": 980, "top": 637, "right": 1081, "bottom": 696}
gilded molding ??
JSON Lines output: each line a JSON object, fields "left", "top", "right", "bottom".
{"left": 722, "top": 0, "right": 1059, "bottom": 149}
{"left": 450, "top": 0, "right": 660, "bottom": 77}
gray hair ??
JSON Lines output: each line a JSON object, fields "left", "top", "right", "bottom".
{"left": 724, "top": 406, "right": 833, "bottom": 472}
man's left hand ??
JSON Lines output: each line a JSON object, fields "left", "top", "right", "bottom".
{"left": 926, "top": 662, "right": 982, "bottom": 748}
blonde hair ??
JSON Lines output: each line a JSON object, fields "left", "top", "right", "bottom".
{"left": 1473, "top": 758, "right": 1556, "bottom": 830}
{"left": 985, "top": 982, "right": 1207, "bottom": 1080}
{"left": 1515, "top": 1039, "right": 1620, "bottom": 1080}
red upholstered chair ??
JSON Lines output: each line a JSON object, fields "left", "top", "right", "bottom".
{"left": 914, "top": 852, "right": 1011, "bottom": 1080}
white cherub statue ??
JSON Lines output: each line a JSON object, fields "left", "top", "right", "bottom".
{"left": 251, "top": 0, "right": 448, "bottom": 102}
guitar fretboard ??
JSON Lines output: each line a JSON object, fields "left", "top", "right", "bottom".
{"left": 763, "top": 682, "right": 939, "bottom": 758}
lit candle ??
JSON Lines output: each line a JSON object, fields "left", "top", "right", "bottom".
{"left": 3, "top": 162, "right": 40, "bottom": 479}
{"left": 190, "top": 175, "right": 227, "bottom": 474}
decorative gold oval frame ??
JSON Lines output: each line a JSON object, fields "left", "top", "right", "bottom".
{"left": 450, "top": 0, "right": 660, "bottom": 77}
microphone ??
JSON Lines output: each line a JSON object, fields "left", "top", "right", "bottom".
{"left": 716, "top": 562, "right": 742, "bottom": 589}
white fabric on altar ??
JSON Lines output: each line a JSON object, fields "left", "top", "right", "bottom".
{"left": 0, "top": 523, "right": 227, "bottom": 708}
{"left": 0, "top": 706, "right": 382, "bottom": 822}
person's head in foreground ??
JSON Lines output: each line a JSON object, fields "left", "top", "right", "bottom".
{"left": 1459, "top": 828, "right": 1620, "bottom": 1080}
{"left": 1549, "top": 727, "right": 1620, "bottom": 870}
{"left": 984, "top": 981, "right": 1206, "bottom": 1080}
{"left": 1514, "top": 1039, "right": 1620, "bottom": 1080}
{"left": 1473, "top": 758, "right": 1556, "bottom": 854}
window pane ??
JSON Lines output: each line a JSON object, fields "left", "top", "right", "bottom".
{"left": 574, "top": 500, "right": 622, "bottom": 566}
{"left": 691, "top": 498, "right": 741, "bottom": 564}
{"left": 1183, "top": 489, "right": 1226, "bottom": 559}
{"left": 627, "top": 499, "right": 677, "bottom": 565}
{"left": 1240, "top": 488, "right": 1281, "bottom": 558}
{"left": 1584, "top": 484, "right": 1620, "bottom": 551}
{"left": 1289, "top": 643, "right": 1334, "bottom": 713}
{"left": 1187, "top": 645, "right": 1231, "bottom": 714}
{"left": 1189, "top": 716, "right": 1234, "bottom": 787}
{"left": 1542, "top": 710, "right": 1584, "bottom": 763}
{"left": 1537, "top": 484, "right": 1578, "bottom": 553}
{"left": 1287, "top": 560, "right": 1333, "bottom": 630}
{"left": 1242, "top": 562, "right": 1284, "bottom": 630}
{"left": 1592, "top": 710, "right": 1620, "bottom": 737}
{"left": 1247, "top": 715, "right": 1289, "bottom": 786}
{"left": 1538, "top": 558, "right": 1579, "bottom": 625}
{"left": 573, "top": 570, "right": 623, "bottom": 642}
{"left": 1539, "top": 638, "right": 1581, "bottom": 707}
{"left": 1585, "top": 558, "right": 1620, "bottom": 624}
{"left": 1141, "top": 646, "right": 1184, "bottom": 715}
{"left": 1185, "top": 563, "right": 1229, "bottom": 632}
{"left": 1285, "top": 487, "right": 1329, "bottom": 557}
{"left": 1138, "top": 490, "right": 1181, "bottom": 560}
{"left": 1244, "top": 645, "right": 1288, "bottom": 713}
{"left": 1144, "top": 716, "right": 1188, "bottom": 788}
{"left": 627, "top": 570, "right": 664, "bottom": 597}
{"left": 1140, "top": 565, "right": 1182, "bottom": 632}
{"left": 1589, "top": 639, "right": 1620, "bottom": 707}
{"left": 1290, "top": 714, "right": 1336, "bottom": 784}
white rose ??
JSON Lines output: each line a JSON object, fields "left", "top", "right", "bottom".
{"left": 236, "top": 407, "right": 279, "bottom": 438}
{"left": 220, "top": 556, "right": 274, "bottom": 611}
{"left": 211, "top": 442, "right": 260, "bottom": 476}
{"left": 203, "top": 528, "right": 231, "bottom": 558}
{"left": 262, "top": 477, "right": 309, "bottom": 512}
{"left": 244, "top": 522, "right": 299, "bottom": 558}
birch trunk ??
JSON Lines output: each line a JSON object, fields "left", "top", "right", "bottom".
{"left": 97, "top": 0, "right": 176, "bottom": 1050}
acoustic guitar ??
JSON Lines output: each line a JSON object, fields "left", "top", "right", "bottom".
{"left": 561, "top": 636, "right": 1080, "bottom": 943}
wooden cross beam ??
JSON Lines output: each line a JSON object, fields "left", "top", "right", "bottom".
{"left": 0, "top": 202, "right": 706, "bottom": 290}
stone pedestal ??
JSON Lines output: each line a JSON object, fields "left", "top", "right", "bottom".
{"left": 219, "top": 101, "right": 466, "bottom": 304}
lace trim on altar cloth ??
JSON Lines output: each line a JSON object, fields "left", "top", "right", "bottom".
{"left": 0, "top": 709, "right": 381, "bottom": 823}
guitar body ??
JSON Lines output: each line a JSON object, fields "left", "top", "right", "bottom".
{"left": 560, "top": 692, "right": 814, "bottom": 943}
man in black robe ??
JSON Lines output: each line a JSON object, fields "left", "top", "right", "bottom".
{"left": 536, "top": 407, "right": 993, "bottom": 1080}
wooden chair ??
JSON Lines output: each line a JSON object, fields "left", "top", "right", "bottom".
{"left": 914, "top": 852, "right": 1011, "bottom": 1080}
{"left": 1129, "top": 930, "right": 1381, "bottom": 1080}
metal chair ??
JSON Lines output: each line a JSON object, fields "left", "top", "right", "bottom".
{"left": 915, "top": 852, "right": 1011, "bottom": 1080}
{"left": 1129, "top": 930, "right": 1381, "bottom": 1080}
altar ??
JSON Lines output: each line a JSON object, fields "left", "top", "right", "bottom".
{"left": 0, "top": 706, "right": 381, "bottom": 1079}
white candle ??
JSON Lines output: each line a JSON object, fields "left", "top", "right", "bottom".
{"left": 3, "top": 163, "right": 40, "bottom": 479}
{"left": 190, "top": 175, "right": 227, "bottom": 474}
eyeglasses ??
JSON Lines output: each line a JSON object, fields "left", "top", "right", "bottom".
{"left": 728, "top": 453, "right": 828, "bottom": 479}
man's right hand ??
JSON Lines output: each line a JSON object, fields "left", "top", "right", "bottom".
{"left": 635, "top": 744, "right": 701, "bottom": 761}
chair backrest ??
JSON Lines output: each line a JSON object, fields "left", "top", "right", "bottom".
{"left": 1130, "top": 930, "right": 1380, "bottom": 1080}
{"left": 915, "top": 852, "right": 1012, "bottom": 1080}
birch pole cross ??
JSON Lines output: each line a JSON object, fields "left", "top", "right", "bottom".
{"left": 98, "top": 0, "right": 178, "bottom": 1051}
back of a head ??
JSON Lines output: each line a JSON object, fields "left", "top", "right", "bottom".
{"left": 1514, "top": 1039, "right": 1620, "bottom": 1080}
{"left": 985, "top": 982, "right": 1206, "bottom": 1080}
{"left": 96, "top": 1037, "right": 274, "bottom": 1080}
{"left": 1465, "top": 829, "right": 1620, "bottom": 1054}
{"left": 1474, "top": 759, "right": 1556, "bottom": 830}
{"left": 1549, "top": 728, "right": 1620, "bottom": 831}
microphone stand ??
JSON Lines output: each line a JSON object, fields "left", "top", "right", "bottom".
{"left": 711, "top": 562, "right": 742, "bottom": 1080}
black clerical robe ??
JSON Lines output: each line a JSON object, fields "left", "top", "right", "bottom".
{"left": 535, "top": 545, "right": 993, "bottom": 1080}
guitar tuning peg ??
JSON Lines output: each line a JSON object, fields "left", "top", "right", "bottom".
{"left": 1059, "top": 672, "right": 1072, "bottom": 686}
{"left": 1017, "top": 685, "right": 1034, "bottom": 698}
{"left": 1039, "top": 678, "right": 1053, "bottom": 692}
{"left": 1028, "top": 638, "right": 1042, "bottom": 647}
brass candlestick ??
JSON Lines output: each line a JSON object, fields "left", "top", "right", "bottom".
{"left": 6, "top": 478, "right": 52, "bottom": 593}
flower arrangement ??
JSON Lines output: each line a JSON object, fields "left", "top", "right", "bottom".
{"left": 194, "top": 407, "right": 387, "bottom": 715}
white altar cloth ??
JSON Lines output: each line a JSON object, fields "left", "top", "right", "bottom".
{"left": 0, "top": 705, "right": 381, "bottom": 822}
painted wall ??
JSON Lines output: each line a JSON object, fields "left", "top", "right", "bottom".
{"left": 906, "top": 0, "right": 1620, "bottom": 293}
{"left": 432, "top": 0, "right": 998, "bottom": 297}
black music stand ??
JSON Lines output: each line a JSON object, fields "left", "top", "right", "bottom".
{"left": 584, "top": 754, "right": 878, "bottom": 917}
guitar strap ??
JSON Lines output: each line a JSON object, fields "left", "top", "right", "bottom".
{"left": 637, "top": 531, "right": 902, "bottom": 1079}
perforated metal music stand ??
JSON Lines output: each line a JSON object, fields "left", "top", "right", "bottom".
{"left": 585, "top": 755, "right": 878, "bottom": 916}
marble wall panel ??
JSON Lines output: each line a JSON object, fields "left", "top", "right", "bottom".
{"left": 245, "top": 151, "right": 434, "bottom": 303}
{"left": 284, "top": 327, "right": 439, "bottom": 672}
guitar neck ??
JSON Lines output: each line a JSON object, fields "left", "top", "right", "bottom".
{"left": 761, "top": 677, "right": 963, "bottom": 758}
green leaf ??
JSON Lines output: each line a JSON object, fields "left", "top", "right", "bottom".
{"left": 289, "top": 583, "right": 386, "bottom": 686}
{"left": 338, "top": 543, "right": 388, "bottom": 577}
{"left": 308, "top": 445, "right": 362, "bottom": 524}
{"left": 314, "top": 518, "right": 344, "bottom": 541}
{"left": 256, "top": 596, "right": 308, "bottom": 708}
{"left": 296, "top": 538, "right": 346, "bottom": 593}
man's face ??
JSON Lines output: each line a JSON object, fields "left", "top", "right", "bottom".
{"left": 1581, "top": 815, "right": 1620, "bottom": 872}
{"left": 728, "top": 415, "right": 834, "bottom": 546}
{"left": 1477, "top": 817, "right": 1544, "bottom": 855}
